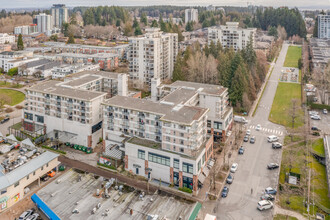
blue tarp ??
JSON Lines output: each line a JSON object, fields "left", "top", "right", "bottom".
{"left": 31, "top": 194, "right": 61, "bottom": 220}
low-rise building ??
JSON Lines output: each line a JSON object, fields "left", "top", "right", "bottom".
{"left": 0, "top": 33, "right": 15, "bottom": 44}
{"left": 310, "top": 38, "right": 330, "bottom": 69}
{"left": 0, "top": 51, "right": 33, "bottom": 71}
{"left": 4, "top": 57, "right": 40, "bottom": 73}
{"left": 14, "top": 25, "right": 38, "bottom": 35}
{"left": 51, "top": 63, "right": 100, "bottom": 79}
{"left": 18, "top": 59, "right": 54, "bottom": 76}
{"left": 0, "top": 151, "right": 60, "bottom": 213}
{"left": 23, "top": 71, "right": 129, "bottom": 148}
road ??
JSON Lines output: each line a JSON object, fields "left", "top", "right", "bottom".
{"left": 212, "top": 43, "right": 289, "bottom": 220}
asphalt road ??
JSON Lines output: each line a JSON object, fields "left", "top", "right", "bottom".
{"left": 214, "top": 44, "right": 289, "bottom": 220}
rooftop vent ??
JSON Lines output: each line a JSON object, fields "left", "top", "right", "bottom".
{"left": 172, "top": 104, "right": 184, "bottom": 112}
{"left": 159, "top": 101, "right": 174, "bottom": 106}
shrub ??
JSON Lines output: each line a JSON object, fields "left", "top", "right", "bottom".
{"left": 15, "top": 105, "right": 23, "bottom": 109}
{"left": 310, "top": 103, "right": 330, "bottom": 111}
{"left": 5, "top": 108, "right": 13, "bottom": 113}
{"left": 178, "top": 187, "right": 192, "bottom": 193}
{"left": 97, "top": 162, "right": 116, "bottom": 170}
{"left": 41, "top": 145, "right": 66, "bottom": 155}
{"left": 8, "top": 67, "right": 18, "bottom": 76}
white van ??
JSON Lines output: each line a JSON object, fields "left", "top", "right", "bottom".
{"left": 267, "top": 135, "right": 279, "bottom": 143}
{"left": 257, "top": 200, "right": 273, "bottom": 211}
{"left": 234, "top": 116, "right": 248, "bottom": 124}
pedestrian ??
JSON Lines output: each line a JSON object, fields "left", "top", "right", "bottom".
{"left": 251, "top": 188, "right": 253, "bottom": 194}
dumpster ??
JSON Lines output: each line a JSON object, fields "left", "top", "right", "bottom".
{"left": 86, "top": 147, "right": 93, "bottom": 154}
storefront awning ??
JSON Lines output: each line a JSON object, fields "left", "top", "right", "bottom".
{"left": 198, "top": 173, "right": 206, "bottom": 184}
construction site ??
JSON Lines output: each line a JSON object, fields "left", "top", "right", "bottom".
{"left": 36, "top": 169, "right": 199, "bottom": 220}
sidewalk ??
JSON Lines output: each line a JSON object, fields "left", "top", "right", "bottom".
{"left": 274, "top": 205, "right": 308, "bottom": 220}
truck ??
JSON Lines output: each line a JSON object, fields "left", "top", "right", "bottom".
{"left": 234, "top": 116, "right": 248, "bottom": 124}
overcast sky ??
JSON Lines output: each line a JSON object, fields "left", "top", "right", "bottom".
{"left": 2, "top": 0, "right": 330, "bottom": 9}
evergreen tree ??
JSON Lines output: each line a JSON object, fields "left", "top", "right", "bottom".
{"left": 313, "top": 17, "right": 318, "bottom": 38}
{"left": 62, "top": 22, "right": 69, "bottom": 37}
{"left": 133, "top": 17, "right": 139, "bottom": 28}
{"left": 172, "top": 56, "right": 185, "bottom": 81}
{"left": 67, "top": 34, "right": 75, "bottom": 44}
{"left": 134, "top": 26, "right": 142, "bottom": 36}
{"left": 185, "top": 21, "right": 193, "bottom": 31}
{"left": 17, "top": 34, "right": 24, "bottom": 50}
{"left": 141, "top": 12, "right": 148, "bottom": 26}
{"left": 268, "top": 26, "right": 278, "bottom": 38}
{"left": 151, "top": 20, "right": 158, "bottom": 27}
{"left": 116, "top": 20, "right": 121, "bottom": 27}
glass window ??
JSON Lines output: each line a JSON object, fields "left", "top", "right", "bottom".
{"left": 214, "top": 121, "right": 222, "bottom": 130}
{"left": 138, "top": 150, "right": 145, "bottom": 160}
{"left": 174, "top": 159, "right": 179, "bottom": 169}
{"left": 202, "top": 153, "right": 206, "bottom": 164}
{"left": 24, "top": 112, "right": 33, "bottom": 120}
{"left": 198, "top": 160, "right": 201, "bottom": 171}
{"left": 14, "top": 181, "right": 19, "bottom": 187}
{"left": 35, "top": 115, "right": 44, "bottom": 123}
{"left": 183, "top": 162, "right": 193, "bottom": 174}
{"left": 207, "top": 120, "right": 211, "bottom": 127}
{"left": 148, "top": 152, "right": 170, "bottom": 166}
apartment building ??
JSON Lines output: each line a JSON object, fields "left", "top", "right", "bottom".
{"left": 102, "top": 96, "right": 213, "bottom": 194}
{"left": 0, "top": 51, "right": 33, "bottom": 70}
{"left": 151, "top": 79, "right": 233, "bottom": 142}
{"left": 185, "top": 8, "right": 198, "bottom": 23}
{"left": 14, "top": 25, "right": 38, "bottom": 35}
{"left": 0, "top": 33, "right": 15, "bottom": 44}
{"left": 0, "top": 151, "right": 59, "bottom": 213}
{"left": 318, "top": 13, "right": 330, "bottom": 39}
{"left": 208, "top": 22, "right": 256, "bottom": 51}
{"left": 128, "top": 28, "right": 178, "bottom": 88}
{"left": 23, "top": 71, "right": 128, "bottom": 148}
{"left": 51, "top": 4, "right": 68, "bottom": 28}
{"left": 36, "top": 13, "right": 52, "bottom": 35}
{"left": 4, "top": 57, "right": 40, "bottom": 73}
{"left": 51, "top": 63, "right": 100, "bottom": 79}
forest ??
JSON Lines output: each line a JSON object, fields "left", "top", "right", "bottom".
{"left": 172, "top": 39, "right": 268, "bottom": 113}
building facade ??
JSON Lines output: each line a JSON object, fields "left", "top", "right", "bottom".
{"left": 318, "top": 13, "right": 330, "bottom": 39}
{"left": 51, "top": 63, "right": 100, "bottom": 79}
{"left": 185, "top": 8, "right": 198, "bottom": 23}
{"left": 36, "top": 13, "right": 52, "bottom": 35}
{"left": 208, "top": 22, "right": 256, "bottom": 51}
{"left": 51, "top": 4, "right": 68, "bottom": 28}
{"left": 14, "top": 25, "right": 38, "bottom": 35}
{"left": 0, "top": 33, "right": 15, "bottom": 44}
{"left": 23, "top": 71, "right": 128, "bottom": 148}
{"left": 128, "top": 28, "right": 178, "bottom": 88}
{"left": 0, "top": 151, "right": 59, "bottom": 213}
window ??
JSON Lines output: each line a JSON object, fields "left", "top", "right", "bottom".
{"left": 24, "top": 112, "right": 33, "bottom": 120}
{"left": 148, "top": 152, "right": 170, "bottom": 166}
{"left": 14, "top": 181, "right": 19, "bottom": 187}
{"left": 1, "top": 189, "right": 7, "bottom": 195}
{"left": 166, "top": 136, "right": 170, "bottom": 141}
{"left": 207, "top": 120, "right": 211, "bottom": 128}
{"left": 27, "top": 174, "right": 29, "bottom": 180}
{"left": 92, "top": 121, "right": 102, "bottom": 133}
{"left": 198, "top": 160, "right": 201, "bottom": 171}
{"left": 41, "top": 166, "right": 43, "bottom": 171}
{"left": 180, "top": 140, "right": 184, "bottom": 145}
{"left": 138, "top": 150, "right": 145, "bottom": 159}
{"left": 179, "top": 125, "right": 186, "bottom": 130}
{"left": 174, "top": 159, "right": 179, "bottom": 169}
{"left": 180, "top": 133, "right": 184, "bottom": 137}
{"left": 214, "top": 121, "right": 222, "bottom": 130}
{"left": 46, "top": 163, "right": 48, "bottom": 167}
{"left": 183, "top": 162, "right": 193, "bottom": 174}
{"left": 35, "top": 115, "right": 44, "bottom": 123}
{"left": 180, "top": 148, "right": 184, "bottom": 153}
{"left": 202, "top": 153, "right": 206, "bottom": 164}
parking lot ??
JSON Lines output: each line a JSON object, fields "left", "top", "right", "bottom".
{"left": 309, "top": 109, "right": 330, "bottom": 134}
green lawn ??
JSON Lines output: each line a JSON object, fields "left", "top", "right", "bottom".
{"left": 0, "top": 81, "right": 23, "bottom": 88}
{"left": 312, "top": 138, "right": 325, "bottom": 157}
{"left": 284, "top": 46, "right": 302, "bottom": 68}
{"left": 274, "top": 214, "right": 298, "bottom": 220}
{"left": 0, "top": 89, "right": 25, "bottom": 106}
{"left": 284, "top": 135, "right": 304, "bottom": 145}
{"left": 269, "top": 83, "right": 303, "bottom": 128}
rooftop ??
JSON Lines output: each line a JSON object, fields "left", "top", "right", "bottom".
{"left": 67, "top": 70, "right": 122, "bottom": 80}
{"left": 127, "top": 136, "right": 161, "bottom": 149}
{"left": 170, "top": 80, "right": 226, "bottom": 96}
{"left": 0, "top": 151, "right": 59, "bottom": 191}
{"left": 103, "top": 96, "right": 208, "bottom": 125}
{"left": 22, "top": 59, "right": 52, "bottom": 68}
{"left": 27, "top": 80, "right": 107, "bottom": 101}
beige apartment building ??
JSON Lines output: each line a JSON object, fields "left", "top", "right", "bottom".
{"left": 128, "top": 28, "right": 178, "bottom": 88}
{"left": 0, "top": 151, "right": 59, "bottom": 212}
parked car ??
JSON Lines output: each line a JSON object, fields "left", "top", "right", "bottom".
{"left": 230, "top": 163, "right": 238, "bottom": 173}
{"left": 246, "top": 129, "right": 251, "bottom": 136}
{"left": 260, "top": 193, "right": 275, "bottom": 201}
{"left": 267, "top": 163, "right": 279, "bottom": 170}
{"left": 256, "top": 124, "right": 261, "bottom": 131}
{"left": 250, "top": 136, "right": 256, "bottom": 144}
{"left": 26, "top": 213, "right": 39, "bottom": 220}
{"left": 0, "top": 117, "right": 9, "bottom": 124}
{"left": 19, "top": 209, "right": 34, "bottom": 220}
{"left": 47, "top": 170, "right": 56, "bottom": 177}
{"left": 311, "top": 126, "right": 319, "bottom": 131}
{"left": 272, "top": 142, "right": 282, "bottom": 149}
{"left": 257, "top": 200, "right": 273, "bottom": 211}
{"left": 312, "top": 132, "right": 320, "bottom": 136}
{"left": 267, "top": 135, "right": 279, "bottom": 143}
{"left": 40, "top": 174, "right": 49, "bottom": 182}
{"left": 265, "top": 187, "right": 277, "bottom": 195}
{"left": 243, "top": 135, "right": 249, "bottom": 142}
{"left": 10, "top": 143, "right": 20, "bottom": 150}
{"left": 323, "top": 109, "right": 328, "bottom": 114}
{"left": 221, "top": 186, "right": 229, "bottom": 197}
{"left": 238, "top": 146, "right": 245, "bottom": 155}
{"left": 311, "top": 115, "right": 321, "bottom": 120}
{"left": 309, "top": 111, "right": 318, "bottom": 115}
{"left": 226, "top": 174, "right": 234, "bottom": 184}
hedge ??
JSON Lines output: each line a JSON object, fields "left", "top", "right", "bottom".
{"left": 310, "top": 103, "right": 330, "bottom": 111}
{"left": 178, "top": 187, "right": 192, "bottom": 193}
{"left": 97, "top": 162, "right": 116, "bottom": 170}
{"left": 41, "top": 145, "right": 66, "bottom": 155}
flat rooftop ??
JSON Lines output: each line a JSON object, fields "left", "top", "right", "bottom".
{"left": 162, "top": 88, "right": 197, "bottom": 105}
{"left": 37, "top": 170, "right": 195, "bottom": 220}
{"left": 67, "top": 70, "right": 122, "bottom": 80}
{"left": 28, "top": 80, "right": 107, "bottom": 101}
{"left": 170, "top": 80, "right": 226, "bottom": 96}
{"left": 103, "top": 96, "right": 208, "bottom": 125}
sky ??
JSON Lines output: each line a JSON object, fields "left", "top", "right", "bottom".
{"left": 2, "top": 0, "right": 330, "bottom": 9}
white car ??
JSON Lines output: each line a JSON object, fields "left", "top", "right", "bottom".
{"left": 267, "top": 135, "right": 279, "bottom": 143}
{"left": 311, "top": 115, "right": 321, "bottom": 120}
{"left": 257, "top": 200, "right": 273, "bottom": 211}
{"left": 323, "top": 109, "right": 328, "bottom": 114}
{"left": 246, "top": 129, "right": 251, "bottom": 136}
{"left": 230, "top": 163, "right": 238, "bottom": 173}
{"left": 256, "top": 124, "right": 261, "bottom": 131}
{"left": 309, "top": 111, "right": 318, "bottom": 115}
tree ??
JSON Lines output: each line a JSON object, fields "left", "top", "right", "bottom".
{"left": 50, "top": 34, "right": 58, "bottom": 42}
{"left": 8, "top": 67, "right": 18, "bottom": 76}
{"left": 298, "top": 58, "right": 302, "bottom": 70}
{"left": 172, "top": 56, "right": 185, "bottom": 81}
{"left": 312, "top": 62, "right": 330, "bottom": 104}
{"left": 134, "top": 26, "right": 142, "bottom": 36}
{"left": 141, "top": 12, "right": 147, "bottom": 26}
{"left": 123, "top": 22, "right": 133, "bottom": 36}
{"left": 17, "top": 34, "right": 24, "bottom": 50}
{"left": 132, "top": 17, "right": 139, "bottom": 28}
{"left": 313, "top": 17, "right": 318, "bottom": 38}
{"left": 151, "top": 20, "right": 158, "bottom": 27}
{"left": 288, "top": 99, "right": 300, "bottom": 130}
{"left": 62, "top": 22, "right": 69, "bottom": 37}
{"left": 116, "top": 20, "right": 121, "bottom": 27}
{"left": 67, "top": 34, "right": 75, "bottom": 44}
{"left": 268, "top": 26, "right": 278, "bottom": 38}
{"left": 185, "top": 21, "right": 193, "bottom": 31}
{"left": 70, "top": 13, "right": 77, "bottom": 25}
{"left": 277, "top": 25, "right": 287, "bottom": 40}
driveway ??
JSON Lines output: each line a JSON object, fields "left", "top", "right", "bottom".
{"left": 209, "top": 44, "right": 290, "bottom": 219}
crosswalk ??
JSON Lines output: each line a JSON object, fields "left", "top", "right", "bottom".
{"left": 258, "top": 104, "right": 271, "bottom": 110}
{"left": 248, "top": 125, "right": 283, "bottom": 136}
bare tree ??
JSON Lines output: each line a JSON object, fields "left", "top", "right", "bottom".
{"left": 312, "top": 62, "right": 330, "bottom": 104}
{"left": 68, "top": 24, "right": 82, "bottom": 38}
{"left": 277, "top": 25, "right": 287, "bottom": 41}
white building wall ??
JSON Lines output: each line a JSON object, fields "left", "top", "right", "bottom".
{"left": 0, "top": 34, "right": 15, "bottom": 44}
{"left": 318, "top": 14, "right": 330, "bottom": 39}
